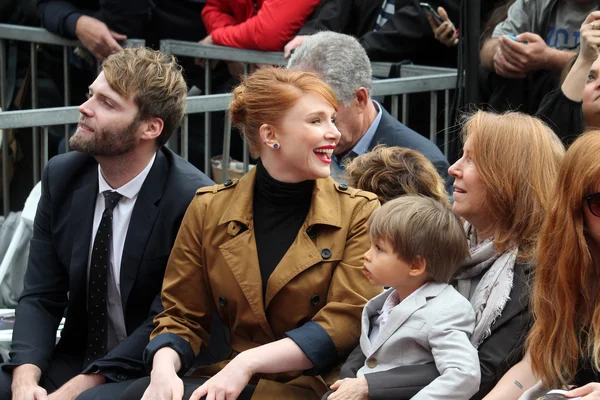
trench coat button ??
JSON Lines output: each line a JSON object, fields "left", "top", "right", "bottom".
{"left": 321, "top": 248, "right": 332, "bottom": 260}
{"left": 339, "top": 183, "right": 348, "bottom": 190}
{"left": 223, "top": 179, "right": 233, "bottom": 187}
{"left": 310, "top": 295, "right": 320, "bottom": 306}
{"left": 366, "top": 358, "right": 377, "bottom": 368}
{"left": 219, "top": 296, "right": 228, "bottom": 307}
{"left": 306, "top": 226, "right": 316, "bottom": 239}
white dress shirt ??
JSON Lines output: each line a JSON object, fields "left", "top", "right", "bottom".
{"left": 87, "top": 152, "right": 156, "bottom": 348}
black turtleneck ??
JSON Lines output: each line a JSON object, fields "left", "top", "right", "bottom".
{"left": 253, "top": 160, "right": 314, "bottom": 294}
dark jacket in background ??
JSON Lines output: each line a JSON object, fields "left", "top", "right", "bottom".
{"left": 536, "top": 88, "right": 585, "bottom": 145}
{"left": 37, "top": 0, "right": 152, "bottom": 39}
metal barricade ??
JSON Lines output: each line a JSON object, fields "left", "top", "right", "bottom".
{"left": 0, "top": 28, "right": 457, "bottom": 215}
{"left": 159, "top": 40, "right": 458, "bottom": 174}
{"left": 0, "top": 68, "right": 456, "bottom": 216}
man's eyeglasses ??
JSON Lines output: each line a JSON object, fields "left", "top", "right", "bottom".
{"left": 584, "top": 192, "right": 600, "bottom": 217}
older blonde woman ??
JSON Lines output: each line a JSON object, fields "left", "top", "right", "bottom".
{"left": 328, "top": 111, "right": 565, "bottom": 400}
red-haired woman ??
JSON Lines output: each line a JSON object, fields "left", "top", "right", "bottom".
{"left": 119, "top": 67, "right": 380, "bottom": 400}
{"left": 484, "top": 131, "right": 600, "bottom": 399}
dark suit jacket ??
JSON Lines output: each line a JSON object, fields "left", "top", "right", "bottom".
{"left": 369, "top": 107, "right": 453, "bottom": 195}
{"left": 3, "top": 147, "right": 213, "bottom": 382}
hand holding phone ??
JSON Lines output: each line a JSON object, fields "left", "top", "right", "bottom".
{"left": 421, "top": 4, "right": 459, "bottom": 46}
{"left": 420, "top": 2, "right": 445, "bottom": 25}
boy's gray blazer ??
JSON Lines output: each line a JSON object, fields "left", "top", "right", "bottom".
{"left": 357, "top": 283, "right": 480, "bottom": 399}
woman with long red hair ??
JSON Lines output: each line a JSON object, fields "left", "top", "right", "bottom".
{"left": 484, "top": 130, "right": 600, "bottom": 399}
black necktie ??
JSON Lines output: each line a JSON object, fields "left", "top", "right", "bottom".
{"left": 85, "top": 190, "right": 122, "bottom": 366}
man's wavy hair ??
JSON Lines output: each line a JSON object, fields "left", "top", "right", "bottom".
{"left": 102, "top": 47, "right": 187, "bottom": 147}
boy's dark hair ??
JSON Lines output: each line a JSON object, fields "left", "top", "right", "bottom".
{"left": 369, "top": 195, "right": 469, "bottom": 283}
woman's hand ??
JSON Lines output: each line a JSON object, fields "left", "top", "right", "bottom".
{"left": 189, "top": 356, "right": 253, "bottom": 400}
{"left": 567, "top": 382, "right": 600, "bottom": 398}
{"left": 327, "top": 377, "right": 369, "bottom": 400}
{"left": 427, "top": 7, "right": 458, "bottom": 47}
{"left": 579, "top": 11, "right": 600, "bottom": 63}
{"left": 141, "top": 367, "right": 184, "bottom": 400}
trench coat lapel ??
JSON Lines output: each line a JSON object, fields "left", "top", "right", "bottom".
{"left": 265, "top": 178, "right": 343, "bottom": 308}
{"left": 218, "top": 169, "right": 274, "bottom": 338}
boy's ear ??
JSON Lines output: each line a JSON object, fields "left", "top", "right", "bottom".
{"left": 408, "top": 256, "right": 427, "bottom": 277}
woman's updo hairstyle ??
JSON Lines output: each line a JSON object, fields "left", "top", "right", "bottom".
{"left": 229, "top": 67, "right": 338, "bottom": 156}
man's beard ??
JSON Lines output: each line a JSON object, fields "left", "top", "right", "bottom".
{"left": 70, "top": 115, "right": 140, "bottom": 156}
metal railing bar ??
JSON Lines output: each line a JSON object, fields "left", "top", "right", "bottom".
{"left": 391, "top": 95, "right": 399, "bottom": 119}
{"left": 204, "top": 59, "right": 212, "bottom": 175}
{"left": 2, "top": 128, "right": 8, "bottom": 216}
{"left": 0, "top": 24, "right": 144, "bottom": 49}
{"left": 0, "top": 73, "right": 459, "bottom": 129}
{"left": 31, "top": 43, "right": 40, "bottom": 185}
{"left": 444, "top": 90, "right": 450, "bottom": 157}
{"left": 372, "top": 74, "right": 456, "bottom": 96}
{"left": 182, "top": 114, "right": 189, "bottom": 161}
{"left": 0, "top": 40, "right": 6, "bottom": 111}
{"left": 162, "top": 40, "right": 287, "bottom": 66}
{"left": 221, "top": 115, "right": 232, "bottom": 183}
{"left": 371, "top": 62, "right": 394, "bottom": 78}
{"left": 401, "top": 64, "right": 458, "bottom": 77}
{"left": 401, "top": 94, "right": 409, "bottom": 126}
{"left": 429, "top": 91, "right": 438, "bottom": 143}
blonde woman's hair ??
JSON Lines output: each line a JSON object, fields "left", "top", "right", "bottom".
{"left": 527, "top": 131, "right": 600, "bottom": 388}
{"left": 462, "top": 110, "right": 565, "bottom": 261}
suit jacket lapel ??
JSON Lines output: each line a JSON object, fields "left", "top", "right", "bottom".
{"left": 69, "top": 165, "right": 98, "bottom": 307}
{"left": 120, "top": 151, "right": 166, "bottom": 310}
{"left": 369, "top": 283, "right": 447, "bottom": 355}
{"left": 370, "top": 294, "right": 426, "bottom": 354}
{"left": 369, "top": 107, "right": 392, "bottom": 152}
{"left": 359, "top": 290, "right": 390, "bottom": 356}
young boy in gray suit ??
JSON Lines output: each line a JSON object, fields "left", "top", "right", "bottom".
{"left": 328, "top": 195, "right": 480, "bottom": 400}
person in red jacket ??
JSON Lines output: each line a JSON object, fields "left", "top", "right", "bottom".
{"left": 200, "top": 0, "right": 320, "bottom": 51}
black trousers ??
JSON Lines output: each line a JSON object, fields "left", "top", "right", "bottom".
{"left": 0, "top": 351, "right": 135, "bottom": 400}
{"left": 120, "top": 376, "right": 256, "bottom": 400}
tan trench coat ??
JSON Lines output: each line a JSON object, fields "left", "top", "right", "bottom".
{"left": 152, "top": 168, "right": 381, "bottom": 399}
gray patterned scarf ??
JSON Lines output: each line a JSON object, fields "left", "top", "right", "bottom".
{"left": 453, "top": 225, "right": 517, "bottom": 348}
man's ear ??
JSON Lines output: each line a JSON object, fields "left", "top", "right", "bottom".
{"left": 408, "top": 256, "right": 427, "bottom": 277}
{"left": 259, "top": 123, "right": 279, "bottom": 148}
{"left": 140, "top": 117, "right": 164, "bottom": 141}
{"left": 355, "top": 87, "right": 370, "bottom": 113}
